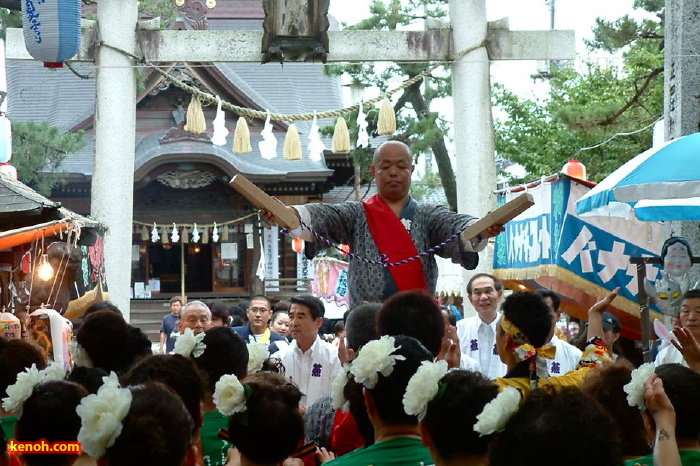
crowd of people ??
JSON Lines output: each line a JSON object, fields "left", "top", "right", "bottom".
{"left": 1, "top": 275, "right": 699, "bottom": 466}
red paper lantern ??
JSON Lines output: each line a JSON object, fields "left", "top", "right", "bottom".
{"left": 292, "top": 236, "right": 304, "bottom": 254}
{"left": 339, "top": 244, "right": 350, "bottom": 255}
{"left": 562, "top": 159, "right": 587, "bottom": 181}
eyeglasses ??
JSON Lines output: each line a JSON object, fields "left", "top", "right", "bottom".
{"left": 248, "top": 307, "right": 270, "bottom": 314}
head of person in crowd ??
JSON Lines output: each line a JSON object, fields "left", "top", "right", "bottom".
{"left": 229, "top": 304, "right": 247, "bottom": 325}
{"left": 15, "top": 380, "right": 88, "bottom": 466}
{"left": 376, "top": 290, "right": 444, "bottom": 357}
{"left": 0, "top": 336, "right": 46, "bottom": 409}
{"left": 76, "top": 311, "right": 151, "bottom": 374}
{"left": 489, "top": 387, "right": 622, "bottom": 466}
{"left": 208, "top": 301, "right": 231, "bottom": 327}
{"left": 652, "top": 363, "right": 700, "bottom": 445}
{"left": 84, "top": 300, "right": 123, "bottom": 317}
{"left": 496, "top": 292, "right": 552, "bottom": 372}
{"left": 289, "top": 294, "right": 325, "bottom": 351}
{"left": 192, "top": 327, "right": 248, "bottom": 395}
{"left": 246, "top": 295, "right": 273, "bottom": 335}
{"left": 370, "top": 141, "right": 414, "bottom": 203}
{"left": 420, "top": 370, "right": 499, "bottom": 465}
{"left": 581, "top": 360, "right": 650, "bottom": 458}
{"left": 466, "top": 273, "right": 504, "bottom": 323}
{"left": 273, "top": 299, "right": 291, "bottom": 313}
{"left": 66, "top": 366, "right": 110, "bottom": 394}
{"left": 601, "top": 311, "right": 621, "bottom": 358}
{"left": 334, "top": 321, "right": 345, "bottom": 339}
{"left": 122, "top": 354, "right": 206, "bottom": 432}
{"left": 78, "top": 381, "right": 196, "bottom": 466}
{"left": 345, "top": 303, "right": 381, "bottom": 354}
{"left": 270, "top": 310, "right": 290, "bottom": 337}
{"left": 224, "top": 372, "right": 304, "bottom": 465}
{"left": 536, "top": 289, "right": 562, "bottom": 340}
{"left": 179, "top": 300, "right": 212, "bottom": 336}
{"left": 679, "top": 289, "right": 700, "bottom": 340}
{"left": 170, "top": 296, "right": 183, "bottom": 317}
{"left": 354, "top": 335, "right": 433, "bottom": 434}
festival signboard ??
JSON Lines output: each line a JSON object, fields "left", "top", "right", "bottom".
{"left": 494, "top": 174, "right": 668, "bottom": 339}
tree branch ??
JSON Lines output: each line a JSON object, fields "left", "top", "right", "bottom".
{"left": 598, "top": 66, "right": 663, "bottom": 126}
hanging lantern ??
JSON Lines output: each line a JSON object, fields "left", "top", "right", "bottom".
{"left": 0, "top": 114, "right": 12, "bottom": 163}
{"left": 0, "top": 163, "right": 18, "bottom": 180}
{"left": 21, "top": 0, "right": 82, "bottom": 67}
{"left": 37, "top": 253, "right": 54, "bottom": 281}
{"left": 339, "top": 244, "right": 350, "bottom": 255}
{"left": 562, "top": 159, "right": 587, "bottom": 181}
{"left": 292, "top": 236, "right": 304, "bottom": 254}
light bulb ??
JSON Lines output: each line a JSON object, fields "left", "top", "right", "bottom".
{"left": 37, "top": 254, "right": 54, "bottom": 281}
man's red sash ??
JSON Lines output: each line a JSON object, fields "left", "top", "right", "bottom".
{"left": 361, "top": 194, "right": 428, "bottom": 292}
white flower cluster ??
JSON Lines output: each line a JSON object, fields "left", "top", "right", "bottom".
{"left": 246, "top": 342, "right": 268, "bottom": 374}
{"left": 403, "top": 360, "right": 449, "bottom": 421}
{"left": 76, "top": 373, "right": 132, "bottom": 458}
{"left": 623, "top": 362, "right": 656, "bottom": 409}
{"left": 330, "top": 364, "right": 351, "bottom": 412}
{"left": 214, "top": 374, "right": 247, "bottom": 416}
{"left": 173, "top": 328, "right": 207, "bottom": 358}
{"left": 350, "top": 336, "right": 406, "bottom": 389}
{"left": 71, "top": 340, "right": 94, "bottom": 368}
{"left": 473, "top": 387, "right": 521, "bottom": 436}
{"left": 2, "top": 361, "right": 66, "bottom": 413}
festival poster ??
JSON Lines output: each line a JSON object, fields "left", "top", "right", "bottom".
{"left": 312, "top": 258, "right": 349, "bottom": 318}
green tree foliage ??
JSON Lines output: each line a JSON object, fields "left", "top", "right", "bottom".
{"left": 327, "top": 0, "right": 459, "bottom": 210}
{"left": 495, "top": 1, "right": 664, "bottom": 183}
{"left": 11, "top": 121, "right": 86, "bottom": 196}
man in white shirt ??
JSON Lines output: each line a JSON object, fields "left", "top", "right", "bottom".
{"left": 537, "top": 289, "right": 582, "bottom": 375}
{"left": 456, "top": 273, "right": 508, "bottom": 379}
{"left": 273, "top": 295, "right": 341, "bottom": 408}
{"left": 656, "top": 289, "right": 700, "bottom": 367}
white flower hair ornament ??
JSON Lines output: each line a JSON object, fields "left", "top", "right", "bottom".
{"left": 2, "top": 362, "right": 66, "bottom": 413}
{"left": 76, "top": 372, "right": 132, "bottom": 458}
{"left": 403, "top": 360, "right": 449, "bottom": 421}
{"left": 173, "top": 327, "right": 207, "bottom": 358}
{"left": 473, "top": 387, "right": 522, "bottom": 436}
{"left": 214, "top": 374, "right": 249, "bottom": 416}
{"left": 623, "top": 362, "right": 656, "bottom": 409}
{"left": 349, "top": 335, "right": 406, "bottom": 389}
{"left": 71, "top": 339, "right": 94, "bottom": 368}
{"left": 330, "top": 364, "right": 352, "bottom": 412}
{"left": 246, "top": 342, "right": 268, "bottom": 374}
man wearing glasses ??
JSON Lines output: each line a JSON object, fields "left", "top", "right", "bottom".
{"left": 233, "top": 294, "right": 288, "bottom": 353}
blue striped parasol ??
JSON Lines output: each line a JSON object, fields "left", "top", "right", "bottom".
{"left": 576, "top": 132, "right": 700, "bottom": 221}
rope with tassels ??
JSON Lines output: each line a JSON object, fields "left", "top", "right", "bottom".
{"left": 100, "top": 40, "right": 487, "bottom": 122}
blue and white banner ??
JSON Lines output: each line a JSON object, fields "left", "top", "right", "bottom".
{"left": 494, "top": 175, "right": 669, "bottom": 334}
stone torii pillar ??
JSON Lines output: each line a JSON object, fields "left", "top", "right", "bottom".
{"left": 6, "top": 2, "right": 574, "bottom": 319}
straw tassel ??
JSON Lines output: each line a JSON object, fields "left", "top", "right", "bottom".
{"left": 284, "top": 124, "right": 302, "bottom": 160}
{"left": 202, "top": 227, "right": 209, "bottom": 244}
{"left": 233, "top": 117, "right": 252, "bottom": 154}
{"left": 182, "top": 227, "right": 190, "bottom": 243}
{"left": 184, "top": 96, "right": 206, "bottom": 134}
{"left": 332, "top": 117, "right": 350, "bottom": 154}
{"left": 162, "top": 228, "right": 170, "bottom": 245}
{"left": 140, "top": 226, "right": 149, "bottom": 242}
{"left": 221, "top": 226, "right": 229, "bottom": 242}
{"left": 378, "top": 98, "right": 396, "bottom": 135}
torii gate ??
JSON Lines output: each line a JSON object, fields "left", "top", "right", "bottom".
{"left": 6, "top": 0, "right": 574, "bottom": 320}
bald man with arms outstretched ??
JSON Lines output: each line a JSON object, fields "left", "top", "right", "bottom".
{"left": 264, "top": 141, "right": 503, "bottom": 308}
